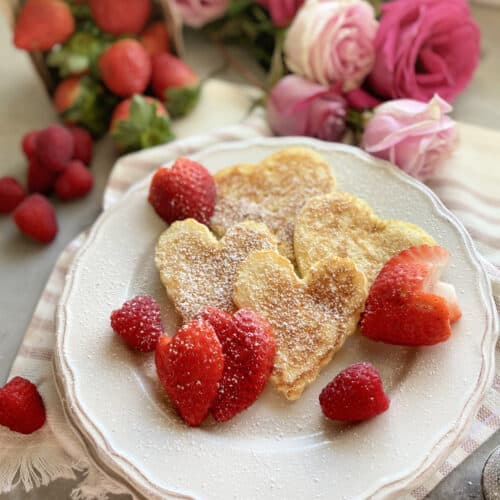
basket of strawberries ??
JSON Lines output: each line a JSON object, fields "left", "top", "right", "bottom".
{"left": 10, "top": 0, "right": 199, "bottom": 153}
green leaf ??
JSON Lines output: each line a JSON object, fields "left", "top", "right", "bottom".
{"left": 61, "top": 76, "right": 118, "bottom": 138}
{"left": 267, "top": 29, "right": 286, "bottom": 88}
{"left": 65, "top": 0, "right": 93, "bottom": 20}
{"left": 165, "top": 85, "right": 201, "bottom": 118}
{"left": 111, "top": 95, "right": 175, "bottom": 153}
{"left": 46, "top": 22, "right": 114, "bottom": 78}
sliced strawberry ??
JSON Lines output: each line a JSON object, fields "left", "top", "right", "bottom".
{"left": 155, "top": 319, "right": 224, "bottom": 426}
{"left": 361, "top": 245, "right": 461, "bottom": 346}
{"left": 199, "top": 307, "right": 276, "bottom": 422}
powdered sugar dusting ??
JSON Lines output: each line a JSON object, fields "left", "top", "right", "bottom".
{"left": 209, "top": 147, "right": 336, "bottom": 263}
{"left": 155, "top": 219, "right": 278, "bottom": 322}
{"left": 234, "top": 250, "right": 368, "bottom": 400}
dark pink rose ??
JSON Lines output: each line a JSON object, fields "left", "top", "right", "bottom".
{"left": 345, "top": 88, "right": 381, "bottom": 110}
{"left": 267, "top": 74, "right": 347, "bottom": 141}
{"left": 256, "top": 0, "right": 304, "bottom": 27}
{"left": 369, "top": 0, "right": 480, "bottom": 102}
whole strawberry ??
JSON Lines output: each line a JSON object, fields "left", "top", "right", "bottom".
{"left": 0, "top": 377, "right": 46, "bottom": 434}
{"left": 155, "top": 319, "right": 224, "bottom": 426}
{"left": 36, "top": 125, "right": 74, "bottom": 173}
{"left": 69, "top": 127, "right": 93, "bottom": 165}
{"left": 89, "top": 0, "right": 151, "bottom": 36}
{"left": 110, "top": 95, "right": 174, "bottom": 153}
{"left": 319, "top": 362, "right": 390, "bottom": 422}
{"left": 361, "top": 245, "right": 461, "bottom": 346}
{"left": 53, "top": 76, "right": 117, "bottom": 138}
{"left": 0, "top": 177, "right": 26, "bottom": 214}
{"left": 199, "top": 307, "right": 276, "bottom": 422}
{"left": 55, "top": 160, "right": 94, "bottom": 201}
{"left": 13, "top": 194, "right": 58, "bottom": 243}
{"left": 14, "top": 0, "right": 75, "bottom": 51}
{"left": 151, "top": 53, "right": 200, "bottom": 117}
{"left": 110, "top": 295, "right": 163, "bottom": 352}
{"left": 21, "top": 130, "right": 40, "bottom": 161}
{"left": 148, "top": 158, "right": 216, "bottom": 225}
{"left": 140, "top": 21, "right": 170, "bottom": 57}
{"left": 99, "top": 40, "right": 151, "bottom": 98}
{"left": 27, "top": 157, "right": 57, "bottom": 194}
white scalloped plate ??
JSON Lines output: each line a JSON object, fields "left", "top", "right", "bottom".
{"left": 55, "top": 138, "right": 498, "bottom": 500}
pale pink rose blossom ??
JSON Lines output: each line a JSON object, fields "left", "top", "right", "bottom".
{"left": 369, "top": 0, "right": 480, "bottom": 102}
{"left": 256, "top": 0, "right": 304, "bottom": 27}
{"left": 361, "top": 95, "right": 458, "bottom": 181}
{"left": 267, "top": 74, "right": 347, "bottom": 141}
{"left": 173, "top": 0, "right": 228, "bottom": 27}
{"left": 284, "top": 0, "right": 378, "bottom": 91}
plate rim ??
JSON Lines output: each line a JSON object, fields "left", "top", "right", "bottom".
{"left": 54, "top": 136, "right": 499, "bottom": 500}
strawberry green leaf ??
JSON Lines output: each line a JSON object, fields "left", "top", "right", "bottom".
{"left": 61, "top": 76, "right": 117, "bottom": 138}
{"left": 46, "top": 21, "right": 114, "bottom": 78}
{"left": 165, "top": 85, "right": 201, "bottom": 118}
{"left": 112, "top": 95, "right": 175, "bottom": 153}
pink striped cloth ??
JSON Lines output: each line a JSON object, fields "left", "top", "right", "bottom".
{"left": 0, "top": 111, "right": 498, "bottom": 500}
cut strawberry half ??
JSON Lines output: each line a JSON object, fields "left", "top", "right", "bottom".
{"left": 361, "top": 245, "right": 461, "bottom": 346}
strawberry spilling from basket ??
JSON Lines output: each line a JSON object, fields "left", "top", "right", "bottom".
{"left": 12, "top": 0, "right": 199, "bottom": 152}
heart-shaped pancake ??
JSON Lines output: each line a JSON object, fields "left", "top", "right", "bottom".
{"left": 294, "top": 192, "right": 435, "bottom": 286}
{"left": 209, "top": 147, "right": 336, "bottom": 263}
{"left": 233, "top": 250, "right": 367, "bottom": 400}
{"left": 155, "top": 219, "right": 277, "bottom": 322}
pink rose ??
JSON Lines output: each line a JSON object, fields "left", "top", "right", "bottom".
{"left": 256, "top": 0, "right": 304, "bottom": 27}
{"left": 284, "top": 0, "right": 378, "bottom": 91}
{"left": 267, "top": 74, "right": 347, "bottom": 141}
{"left": 344, "top": 88, "right": 381, "bottom": 111}
{"left": 361, "top": 95, "right": 458, "bottom": 181}
{"left": 173, "top": 0, "right": 228, "bottom": 27}
{"left": 369, "top": 0, "right": 480, "bottom": 102}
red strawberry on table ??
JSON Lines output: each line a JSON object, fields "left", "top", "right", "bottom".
{"left": 69, "top": 127, "right": 93, "bottom": 165}
{"left": 27, "top": 157, "right": 57, "bottom": 194}
{"left": 151, "top": 53, "right": 200, "bottom": 117}
{"left": 13, "top": 194, "right": 58, "bottom": 243}
{"left": 110, "top": 95, "right": 174, "bottom": 153}
{"left": 319, "top": 362, "right": 390, "bottom": 422}
{"left": 14, "top": 0, "right": 75, "bottom": 51}
{"left": 89, "top": 0, "right": 151, "bottom": 36}
{"left": 0, "top": 377, "right": 46, "bottom": 434}
{"left": 140, "top": 21, "right": 170, "bottom": 57}
{"left": 0, "top": 177, "right": 26, "bottom": 214}
{"left": 199, "top": 307, "right": 276, "bottom": 422}
{"left": 99, "top": 40, "right": 152, "bottom": 98}
{"left": 148, "top": 157, "right": 216, "bottom": 225}
{"left": 55, "top": 160, "right": 94, "bottom": 201}
{"left": 35, "top": 125, "right": 74, "bottom": 173}
{"left": 21, "top": 130, "right": 40, "bottom": 161}
{"left": 361, "top": 245, "right": 462, "bottom": 346}
{"left": 155, "top": 319, "right": 224, "bottom": 426}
